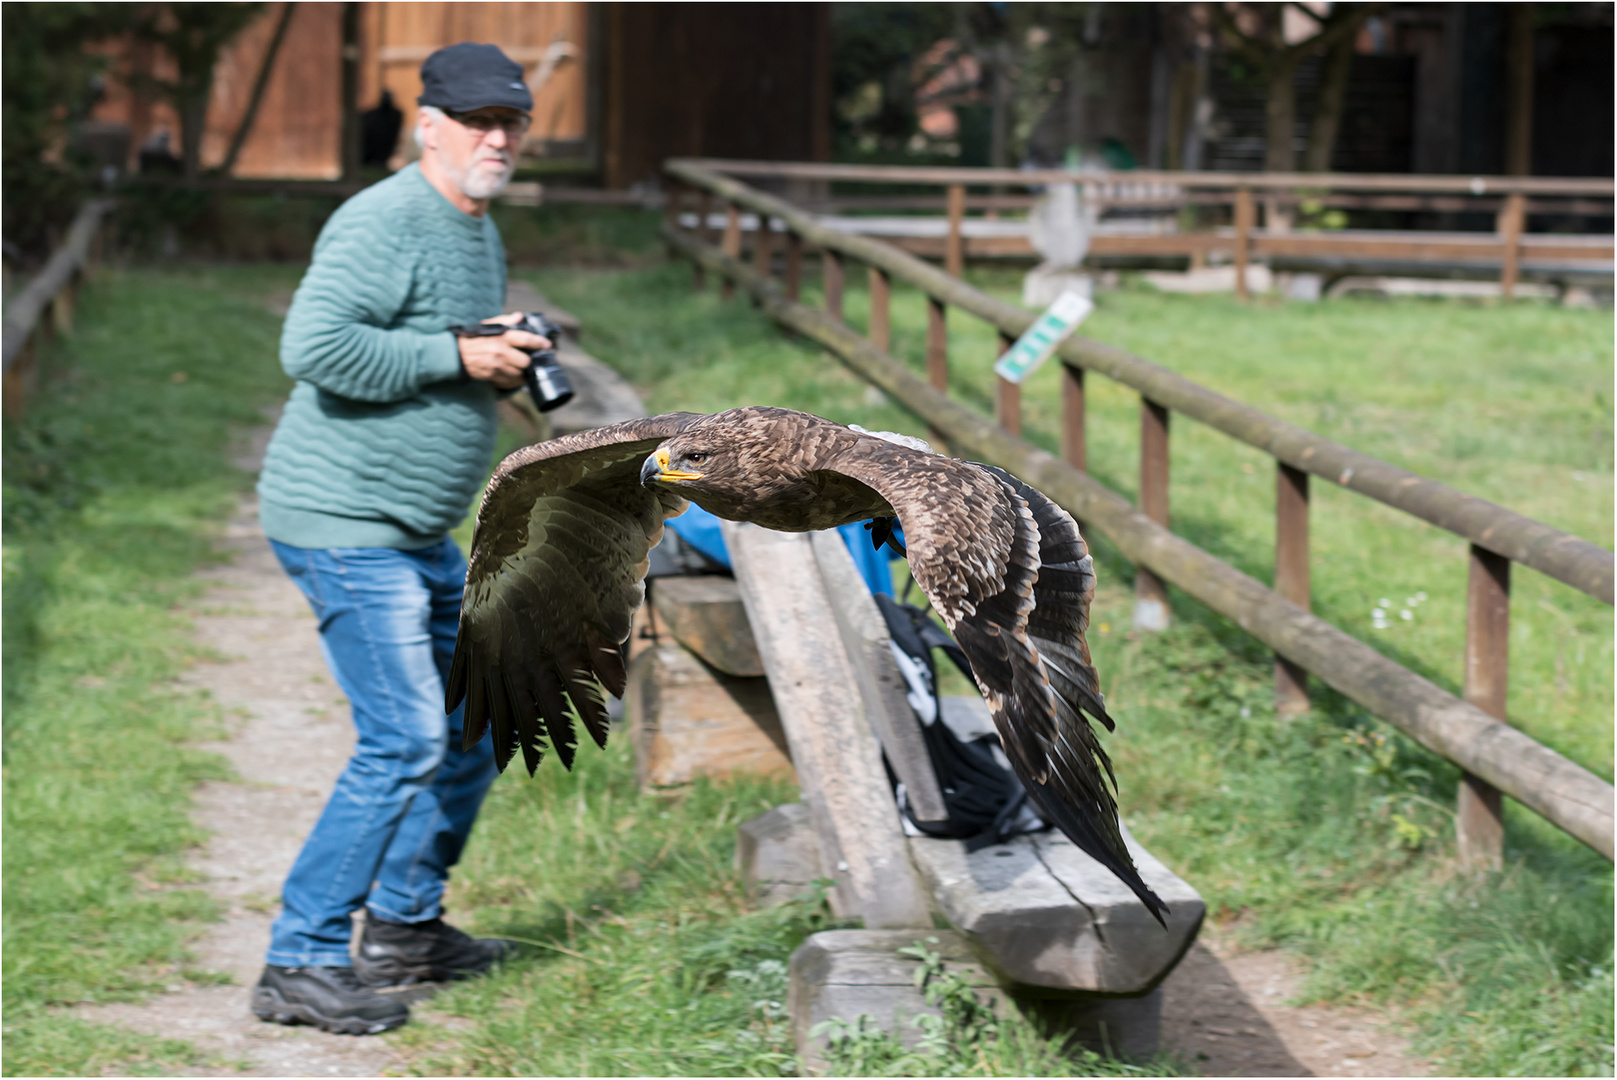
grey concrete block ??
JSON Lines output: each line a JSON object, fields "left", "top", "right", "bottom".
{"left": 788, "top": 930, "right": 1003, "bottom": 1074}
{"left": 737, "top": 803, "right": 825, "bottom": 907}
{"left": 908, "top": 824, "right": 1204, "bottom": 995}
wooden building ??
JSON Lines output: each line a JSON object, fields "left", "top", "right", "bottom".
{"left": 89, "top": 2, "right": 830, "bottom": 188}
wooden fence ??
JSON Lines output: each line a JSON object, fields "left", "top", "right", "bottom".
{"left": 682, "top": 159, "right": 1615, "bottom": 298}
{"left": 2, "top": 199, "right": 115, "bottom": 419}
{"left": 662, "top": 158, "right": 1614, "bottom": 868}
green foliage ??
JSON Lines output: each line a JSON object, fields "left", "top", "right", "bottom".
{"left": 0, "top": 3, "right": 129, "bottom": 256}
{"left": 128, "top": 3, "right": 265, "bottom": 177}
{"left": 831, "top": 3, "right": 956, "bottom": 156}
{"left": 2, "top": 268, "right": 291, "bottom": 1074}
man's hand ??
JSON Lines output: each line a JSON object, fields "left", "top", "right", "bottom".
{"left": 458, "top": 312, "right": 552, "bottom": 390}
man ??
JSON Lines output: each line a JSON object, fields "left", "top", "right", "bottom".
{"left": 249, "top": 43, "right": 545, "bottom": 1035}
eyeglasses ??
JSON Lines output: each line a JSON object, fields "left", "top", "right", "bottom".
{"left": 442, "top": 109, "right": 531, "bottom": 138}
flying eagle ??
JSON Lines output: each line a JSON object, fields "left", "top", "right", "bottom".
{"left": 448, "top": 406, "right": 1167, "bottom": 922}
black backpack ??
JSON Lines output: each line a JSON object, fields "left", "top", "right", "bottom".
{"left": 872, "top": 593, "right": 1047, "bottom": 852}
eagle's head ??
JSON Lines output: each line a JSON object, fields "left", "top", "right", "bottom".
{"left": 638, "top": 408, "right": 867, "bottom": 528}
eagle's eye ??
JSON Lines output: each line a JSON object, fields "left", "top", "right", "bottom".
{"left": 686, "top": 452, "right": 708, "bottom": 464}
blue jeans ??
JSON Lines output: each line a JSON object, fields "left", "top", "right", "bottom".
{"left": 265, "top": 538, "right": 498, "bottom": 968}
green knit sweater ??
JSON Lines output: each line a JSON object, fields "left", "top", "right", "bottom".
{"left": 257, "top": 164, "right": 506, "bottom": 549}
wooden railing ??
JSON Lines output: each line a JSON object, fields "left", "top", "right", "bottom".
{"left": 681, "top": 159, "right": 1615, "bottom": 298}
{"left": 662, "top": 158, "right": 1614, "bottom": 868}
{"left": 2, "top": 199, "right": 115, "bottom": 418}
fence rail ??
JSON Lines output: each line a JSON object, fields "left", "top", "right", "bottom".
{"left": 2, "top": 198, "right": 115, "bottom": 418}
{"left": 662, "top": 159, "right": 1614, "bottom": 866}
{"left": 679, "top": 158, "right": 1614, "bottom": 298}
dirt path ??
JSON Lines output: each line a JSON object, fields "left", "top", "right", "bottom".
{"left": 77, "top": 423, "right": 407, "bottom": 1077}
{"left": 1160, "top": 927, "right": 1429, "bottom": 1076}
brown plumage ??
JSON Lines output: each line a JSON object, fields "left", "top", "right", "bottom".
{"left": 447, "top": 406, "right": 1167, "bottom": 922}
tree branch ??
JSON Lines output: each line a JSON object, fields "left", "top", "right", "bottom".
{"left": 219, "top": 1, "right": 294, "bottom": 176}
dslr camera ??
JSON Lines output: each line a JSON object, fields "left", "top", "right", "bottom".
{"left": 451, "top": 312, "right": 575, "bottom": 413}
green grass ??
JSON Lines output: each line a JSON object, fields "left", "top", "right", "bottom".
{"left": 512, "top": 258, "right": 1613, "bottom": 1076}
{"left": 2, "top": 268, "right": 293, "bottom": 1074}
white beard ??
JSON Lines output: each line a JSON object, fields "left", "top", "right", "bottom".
{"left": 454, "top": 156, "right": 514, "bottom": 200}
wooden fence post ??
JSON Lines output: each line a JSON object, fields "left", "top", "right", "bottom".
{"left": 1499, "top": 192, "right": 1526, "bottom": 298}
{"left": 1234, "top": 187, "right": 1254, "bottom": 300}
{"left": 721, "top": 202, "right": 742, "bottom": 301}
{"left": 1275, "top": 463, "right": 1311, "bottom": 713}
{"left": 823, "top": 249, "right": 844, "bottom": 321}
{"left": 1135, "top": 399, "right": 1170, "bottom": 630}
{"left": 1062, "top": 364, "right": 1086, "bottom": 473}
{"left": 1459, "top": 546, "right": 1511, "bottom": 868}
{"left": 664, "top": 181, "right": 682, "bottom": 238}
{"left": 868, "top": 267, "right": 890, "bottom": 353}
{"left": 51, "top": 276, "right": 76, "bottom": 337}
{"left": 925, "top": 297, "right": 948, "bottom": 447}
{"left": 785, "top": 232, "right": 803, "bottom": 302}
{"left": 3, "top": 337, "right": 32, "bottom": 420}
{"left": 946, "top": 183, "right": 966, "bottom": 277}
{"left": 693, "top": 189, "right": 712, "bottom": 290}
{"left": 995, "top": 331, "right": 1019, "bottom": 436}
{"left": 751, "top": 214, "right": 773, "bottom": 305}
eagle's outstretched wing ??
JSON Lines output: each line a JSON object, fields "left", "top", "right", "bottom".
{"left": 824, "top": 440, "right": 1169, "bottom": 924}
{"left": 447, "top": 413, "right": 701, "bottom": 774}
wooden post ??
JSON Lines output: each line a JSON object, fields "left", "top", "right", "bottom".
{"left": 925, "top": 297, "right": 948, "bottom": 447}
{"left": 785, "top": 232, "right": 803, "bottom": 302}
{"left": 51, "top": 276, "right": 76, "bottom": 337}
{"left": 925, "top": 297, "right": 948, "bottom": 392}
{"left": 1062, "top": 364, "right": 1086, "bottom": 473}
{"left": 1499, "top": 192, "right": 1526, "bottom": 298}
{"left": 1274, "top": 463, "right": 1311, "bottom": 713}
{"left": 693, "top": 189, "right": 712, "bottom": 290}
{"left": 751, "top": 214, "right": 774, "bottom": 306}
{"left": 868, "top": 267, "right": 891, "bottom": 353}
{"left": 663, "top": 181, "right": 682, "bottom": 235}
{"left": 1135, "top": 399, "right": 1170, "bottom": 630}
{"left": 721, "top": 202, "right": 742, "bottom": 301}
{"left": 946, "top": 183, "right": 966, "bottom": 277}
{"left": 1234, "top": 187, "right": 1254, "bottom": 300}
{"left": 3, "top": 336, "right": 32, "bottom": 420}
{"left": 1459, "top": 546, "right": 1510, "bottom": 868}
{"left": 995, "top": 331, "right": 1019, "bottom": 436}
{"left": 822, "top": 249, "right": 844, "bottom": 321}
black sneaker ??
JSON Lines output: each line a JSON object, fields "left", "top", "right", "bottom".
{"left": 354, "top": 915, "right": 515, "bottom": 986}
{"left": 251, "top": 964, "right": 409, "bottom": 1035}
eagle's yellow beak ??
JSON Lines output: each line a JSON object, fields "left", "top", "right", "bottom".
{"left": 640, "top": 447, "right": 703, "bottom": 485}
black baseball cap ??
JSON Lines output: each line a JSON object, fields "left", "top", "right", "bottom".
{"left": 418, "top": 43, "right": 533, "bottom": 113}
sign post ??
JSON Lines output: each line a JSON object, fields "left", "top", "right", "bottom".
{"left": 994, "top": 291, "right": 1094, "bottom": 385}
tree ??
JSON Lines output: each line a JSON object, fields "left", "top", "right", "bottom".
{"left": 831, "top": 3, "right": 956, "bottom": 157}
{"left": 1, "top": 3, "right": 132, "bottom": 256}
{"left": 130, "top": 2, "right": 263, "bottom": 179}
{"left": 1210, "top": 2, "right": 1382, "bottom": 172}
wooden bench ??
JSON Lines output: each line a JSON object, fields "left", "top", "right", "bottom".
{"left": 721, "top": 521, "right": 1204, "bottom": 1065}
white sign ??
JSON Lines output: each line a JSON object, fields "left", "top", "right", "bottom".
{"left": 993, "top": 290, "right": 1094, "bottom": 384}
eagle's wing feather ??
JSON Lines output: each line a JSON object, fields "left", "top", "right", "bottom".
{"left": 447, "top": 413, "right": 701, "bottom": 773}
{"left": 826, "top": 441, "right": 1167, "bottom": 924}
